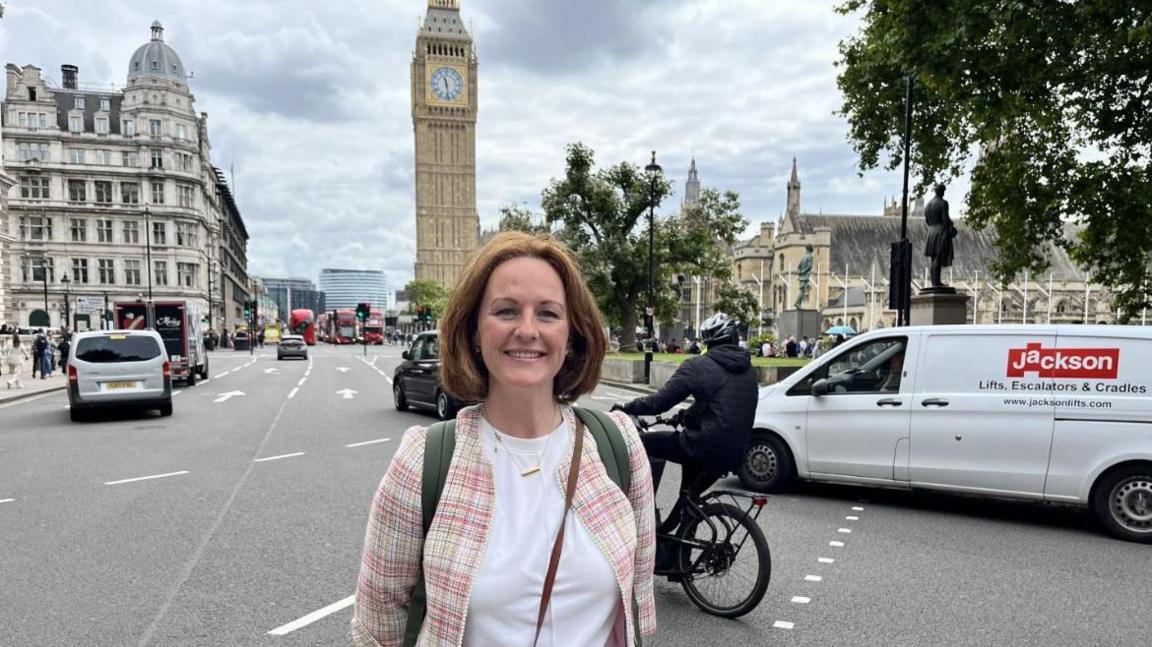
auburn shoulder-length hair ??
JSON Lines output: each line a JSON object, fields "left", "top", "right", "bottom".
{"left": 439, "top": 231, "right": 608, "bottom": 403}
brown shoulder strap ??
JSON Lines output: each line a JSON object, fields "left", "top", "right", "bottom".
{"left": 533, "top": 421, "right": 584, "bottom": 647}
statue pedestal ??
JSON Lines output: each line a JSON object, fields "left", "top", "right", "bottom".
{"left": 778, "top": 309, "right": 821, "bottom": 341}
{"left": 910, "top": 290, "right": 970, "bottom": 326}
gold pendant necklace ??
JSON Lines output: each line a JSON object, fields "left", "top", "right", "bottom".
{"left": 494, "top": 429, "right": 554, "bottom": 477}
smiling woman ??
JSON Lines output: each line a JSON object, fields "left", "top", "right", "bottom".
{"left": 352, "top": 231, "right": 657, "bottom": 647}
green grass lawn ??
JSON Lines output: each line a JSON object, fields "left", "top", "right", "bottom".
{"left": 607, "top": 352, "right": 809, "bottom": 368}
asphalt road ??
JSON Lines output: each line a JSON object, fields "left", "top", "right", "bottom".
{"left": 1, "top": 344, "right": 1147, "bottom": 646}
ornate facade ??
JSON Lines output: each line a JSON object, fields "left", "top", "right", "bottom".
{"left": 411, "top": 0, "right": 480, "bottom": 289}
{"left": 1, "top": 21, "right": 247, "bottom": 331}
{"left": 737, "top": 160, "right": 1118, "bottom": 335}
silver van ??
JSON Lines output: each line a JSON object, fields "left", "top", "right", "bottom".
{"left": 68, "top": 330, "right": 173, "bottom": 421}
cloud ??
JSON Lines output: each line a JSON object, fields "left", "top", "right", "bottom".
{"left": 2, "top": 0, "right": 944, "bottom": 298}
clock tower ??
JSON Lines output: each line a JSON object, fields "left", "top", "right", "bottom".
{"left": 411, "top": 0, "right": 479, "bottom": 289}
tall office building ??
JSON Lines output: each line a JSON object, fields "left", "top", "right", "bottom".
{"left": 318, "top": 268, "right": 388, "bottom": 311}
{"left": 259, "top": 276, "right": 325, "bottom": 321}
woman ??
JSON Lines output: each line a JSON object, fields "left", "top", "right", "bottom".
{"left": 5, "top": 333, "right": 30, "bottom": 389}
{"left": 352, "top": 232, "right": 656, "bottom": 646}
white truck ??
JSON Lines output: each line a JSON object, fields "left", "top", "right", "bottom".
{"left": 741, "top": 324, "right": 1152, "bottom": 543}
{"left": 113, "top": 300, "right": 209, "bottom": 386}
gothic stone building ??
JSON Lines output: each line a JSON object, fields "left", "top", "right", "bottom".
{"left": 731, "top": 160, "right": 1116, "bottom": 336}
{"left": 411, "top": 0, "right": 481, "bottom": 290}
{"left": 1, "top": 21, "right": 248, "bottom": 331}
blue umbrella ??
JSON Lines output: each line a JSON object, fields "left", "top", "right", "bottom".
{"left": 824, "top": 325, "right": 857, "bottom": 336}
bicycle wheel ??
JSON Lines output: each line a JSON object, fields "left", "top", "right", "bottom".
{"left": 676, "top": 502, "right": 770, "bottom": 618}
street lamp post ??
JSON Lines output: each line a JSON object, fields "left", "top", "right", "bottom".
{"left": 143, "top": 206, "right": 155, "bottom": 328}
{"left": 643, "top": 150, "right": 662, "bottom": 384}
{"left": 38, "top": 256, "right": 50, "bottom": 328}
{"left": 61, "top": 274, "right": 71, "bottom": 332}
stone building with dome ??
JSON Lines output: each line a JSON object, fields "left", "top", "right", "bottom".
{"left": 1, "top": 20, "right": 248, "bottom": 330}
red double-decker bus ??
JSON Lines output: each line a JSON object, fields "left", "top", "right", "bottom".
{"left": 364, "top": 308, "right": 385, "bottom": 345}
{"left": 332, "top": 309, "right": 357, "bottom": 344}
{"left": 288, "top": 309, "right": 316, "bottom": 346}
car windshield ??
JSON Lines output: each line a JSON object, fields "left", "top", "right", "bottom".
{"left": 74, "top": 335, "right": 162, "bottom": 363}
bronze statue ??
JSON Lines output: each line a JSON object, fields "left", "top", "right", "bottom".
{"left": 794, "top": 244, "right": 814, "bottom": 309}
{"left": 923, "top": 183, "right": 956, "bottom": 289}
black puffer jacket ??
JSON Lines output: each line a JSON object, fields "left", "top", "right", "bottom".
{"left": 623, "top": 344, "right": 758, "bottom": 470}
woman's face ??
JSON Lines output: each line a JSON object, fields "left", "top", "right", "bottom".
{"left": 476, "top": 256, "right": 570, "bottom": 397}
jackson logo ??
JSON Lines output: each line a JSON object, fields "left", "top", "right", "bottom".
{"left": 1006, "top": 343, "right": 1119, "bottom": 379}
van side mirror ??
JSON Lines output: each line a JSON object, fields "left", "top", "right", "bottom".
{"left": 402, "top": 350, "right": 411, "bottom": 361}
{"left": 811, "top": 379, "right": 831, "bottom": 397}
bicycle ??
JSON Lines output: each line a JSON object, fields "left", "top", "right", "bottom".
{"left": 632, "top": 413, "right": 772, "bottom": 618}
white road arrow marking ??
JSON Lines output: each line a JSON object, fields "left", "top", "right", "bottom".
{"left": 214, "top": 391, "right": 246, "bottom": 403}
{"left": 336, "top": 367, "right": 350, "bottom": 373}
{"left": 264, "top": 368, "right": 279, "bottom": 374}
{"left": 336, "top": 388, "right": 357, "bottom": 399}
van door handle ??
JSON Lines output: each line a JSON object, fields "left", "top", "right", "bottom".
{"left": 921, "top": 398, "right": 949, "bottom": 407}
{"left": 876, "top": 398, "right": 903, "bottom": 407}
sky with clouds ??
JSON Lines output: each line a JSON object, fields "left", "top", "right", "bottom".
{"left": 1, "top": 0, "right": 968, "bottom": 294}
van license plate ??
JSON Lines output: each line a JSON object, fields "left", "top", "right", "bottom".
{"left": 105, "top": 381, "right": 141, "bottom": 390}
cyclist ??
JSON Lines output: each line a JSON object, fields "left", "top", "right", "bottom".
{"left": 614, "top": 312, "right": 759, "bottom": 518}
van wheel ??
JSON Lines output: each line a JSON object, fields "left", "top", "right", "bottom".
{"left": 393, "top": 382, "right": 409, "bottom": 411}
{"left": 159, "top": 400, "right": 173, "bottom": 417}
{"left": 1092, "top": 465, "right": 1152, "bottom": 543}
{"left": 186, "top": 369, "right": 197, "bottom": 387}
{"left": 200, "top": 360, "right": 209, "bottom": 379}
{"left": 738, "top": 433, "right": 795, "bottom": 493}
{"left": 69, "top": 406, "right": 85, "bottom": 423}
{"left": 436, "top": 390, "right": 457, "bottom": 420}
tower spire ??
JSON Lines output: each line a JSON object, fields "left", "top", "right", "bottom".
{"left": 683, "top": 157, "right": 701, "bottom": 209}
{"left": 786, "top": 157, "right": 801, "bottom": 218}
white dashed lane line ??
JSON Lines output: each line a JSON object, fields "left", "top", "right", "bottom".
{"left": 773, "top": 621, "right": 795, "bottom": 630}
{"left": 253, "top": 452, "right": 305, "bottom": 463}
{"left": 0, "top": 498, "right": 15, "bottom": 504}
{"left": 818, "top": 557, "right": 835, "bottom": 564}
{"left": 297, "top": 378, "right": 307, "bottom": 387}
{"left": 791, "top": 596, "right": 811, "bottom": 604}
{"left": 267, "top": 595, "right": 355, "bottom": 636}
{"left": 104, "top": 471, "right": 189, "bottom": 486}
{"left": 837, "top": 528, "right": 852, "bottom": 533}
{"left": 345, "top": 437, "right": 392, "bottom": 448}
{"left": 804, "top": 575, "right": 823, "bottom": 582}
{"left": 830, "top": 540, "right": 845, "bottom": 547}
{"left": 214, "top": 373, "right": 228, "bottom": 379}
{"left": 287, "top": 387, "right": 299, "bottom": 399}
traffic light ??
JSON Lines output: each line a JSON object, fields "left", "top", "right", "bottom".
{"left": 356, "top": 302, "right": 370, "bottom": 322}
{"left": 243, "top": 301, "right": 252, "bottom": 318}
{"left": 424, "top": 306, "right": 434, "bottom": 322}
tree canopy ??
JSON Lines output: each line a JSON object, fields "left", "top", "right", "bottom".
{"left": 836, "top": 0, "right": 1151, "bottom": 318}
{"left": 403, "top": 279, "right": 448, "bottom": 317}
{"left": 540, "top": 143, "right": 748, "bottom": 351}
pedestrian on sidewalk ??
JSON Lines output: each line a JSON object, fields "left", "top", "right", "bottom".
{"left": 5, "top": 333, "right": 30, "bottom": 389}
{"left": 40, "top": 337, "right": 55, "bottom": 378}
{"left": 31, "top": 333, "right": 46, "bottom": 379}
{"left": 58, "top": 334, "right": 71, "bottom": 370}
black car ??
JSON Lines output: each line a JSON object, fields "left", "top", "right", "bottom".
{"left": 393, "top": 331, "right": 466, "bottom": 420}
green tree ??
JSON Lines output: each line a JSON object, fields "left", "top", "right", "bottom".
{"left": 403, "top": 279, "right": 448, "bottom": 317}
{"left": 835, "top": 0, "right": 1152, "bottom": 318}
{"left": 541, "top": 143, "right": 748, "bottom": 351}
{"left": 498, "top": 204, "right": 551, "bottom": 234}
{"left": 712, "top": 282, "right": 760, "bottom": 328}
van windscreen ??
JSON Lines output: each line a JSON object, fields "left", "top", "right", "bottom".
{"left": 74, "top": 335, "right": 162, "bottom": 363}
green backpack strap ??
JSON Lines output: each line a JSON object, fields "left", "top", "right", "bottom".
{"left": 573, "top": 406, "right": 642, "bottom": 646}
{"left": 574, "top": 406, "right": 631, "bottom": 494}
{"left": 403, "top": 420, "right": 456, "bottom": 647}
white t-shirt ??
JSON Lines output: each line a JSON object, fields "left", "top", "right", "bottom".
{"left": 463, "top": 417, "right": 621, "bottom": 647}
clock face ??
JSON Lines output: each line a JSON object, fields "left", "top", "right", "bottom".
{"left": 429, "top": 66, "right": 464, "bottom": 102}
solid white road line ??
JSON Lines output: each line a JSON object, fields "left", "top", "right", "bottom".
{"left": 0, "top": 392, "right": 60, "bottom": 409}
{"left": 104, "top": 471, "right": 189, "bottom": 486}
{"left": 773, "top": 621, "right": 795, "bottom": 630}
{"left": 791, "top": 596, "right": 811, "bottom": 604}
{"left": 345, "top": 437, "right": 392, "bottom": 448}
{"left": 818, "top": 557, "right": 835, "bottom": 564}
{"left": 267, "top": 594, "right": 355, "bottom": 636}
{"left": 804, "top": 575, "right": 823, "bottom": 582}
{"left": 0, "top": 498, "right": 15, "bottom": 504}
{"left": 253, "top": 452, "right": 305, "bottom": 463}
{"left": 829, "top": 541, "right": 845, "bottom": 547}
{"left": 287, "top": 387, "right": 299, "bottom": 399}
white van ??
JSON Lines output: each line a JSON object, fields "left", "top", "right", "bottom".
{"left": 741, "top": 325, "right": 1152, "bottom": 543}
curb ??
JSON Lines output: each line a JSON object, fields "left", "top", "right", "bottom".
{"left": 599, "top": 379, "right": 657, "bottom": 395}
{"left": 0, "top": 384, "right": 67, "bottom": 405}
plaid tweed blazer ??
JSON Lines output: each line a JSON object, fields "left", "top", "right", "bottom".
{"left": 351, "top": 404, "right": 657, "bottom": 647}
